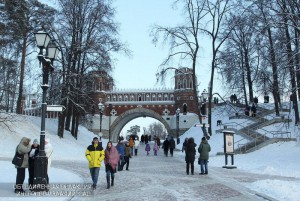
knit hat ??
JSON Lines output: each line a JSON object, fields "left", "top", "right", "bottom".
{"left": 33, "top": 139, "right": 39, "bottom": 144}
{"left": 202, "top": 137, "right": 206, "bottom": 141}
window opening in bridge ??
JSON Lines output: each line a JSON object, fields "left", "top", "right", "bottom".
{"left": 183, "top": 103, "right": 187, "bottom": 114}
{"left": 158, "top": 94, "right": 162, "bottom": 101}
{"left": 189, "top": 80, "right": 193, "bottom": 88}
{"left": 138, "top": 96, "right": 142, "bottom": 101}
{"left": 164, "top": 94, "right": 168, "bottom": 101}
{"left": 183, "top": 79, "right": 187, "bottom": 88}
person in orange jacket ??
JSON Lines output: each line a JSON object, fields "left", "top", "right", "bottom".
{"left": 129, "top": 137, "right": 135, "bottom": 156}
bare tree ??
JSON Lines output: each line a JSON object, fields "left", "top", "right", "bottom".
{"left": 54, "top": 0, "right": 128, "bottom": 138}
{"left": 151, "top": 0, "right": 208, "bottom": 137}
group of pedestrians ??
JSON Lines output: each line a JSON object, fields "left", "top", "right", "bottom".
{"left": 162, "top": 137, "right": 176, "bottom": 157}
{"left": 13, "top": 137, "right": 53, "bottom": 193}
{"left": 183, "top": 137, "right": 211, "bottom": 175}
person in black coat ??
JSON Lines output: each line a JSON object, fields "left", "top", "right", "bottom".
{"left": 169, "top": 137, "right": 176, "bottom": 157}
{"left": 28, "top": 139, "right": 39, "bottom": 189}
{"left": 185, "top": 137, "right": 196, "bottom": 175}
{"left": 162, "top": 138, "right": 170, "bottom": 157}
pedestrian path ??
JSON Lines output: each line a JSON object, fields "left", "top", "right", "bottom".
{"left": 70, "top": 143, "right": 272, "bottom": 201}
{"left": 1, "top": 142, "right": 285, "bottom": 201}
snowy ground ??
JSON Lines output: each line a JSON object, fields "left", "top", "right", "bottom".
{"left": 0, "top": 103, "right": 300, "bottom": 200}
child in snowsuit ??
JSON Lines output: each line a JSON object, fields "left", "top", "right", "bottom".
{"left": 145, "top": 143, "right": 151, "bottom": 156}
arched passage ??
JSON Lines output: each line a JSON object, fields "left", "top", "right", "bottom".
{"left": 110, "top": 107, "right": 172, "bottom": 142}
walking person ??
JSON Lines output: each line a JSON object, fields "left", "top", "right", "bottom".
{"left": 251, "top": 104, "right": 257, "bottom": 117}
{"left": 182, "top": 138, "right": 188, "bottom": 152}
{"left": 28, "top": 139, "right": 39, "bottom": 189}
{"left": 85, "top": 137, "right": 105, "bottom": 190}
{"left": 129, "top": 137, "right": 135, "bottom": 156}
{"left": 116, "top": 140, "right": 125, "bottom": 171}
{"left": 156, "top": 137, "right": 161, "bottom": 148}
{"left": 122, "top": 142, "right": 131, "bottom": 171}
{"left": 169, "top": 137, "right": 176, "bottom": 157}
{"left": 162, "top": 138, "right": 170, "bottom": 157}
{"left": 134, "top": 139, "right": 140, "bottom": 156}
{"left": 104, "top": 141, "right": 120, "bottom": 189}
{"left": 44, "top": 138, "right": 53, "bottom": 184}
{"left": 198, "top": 137, "right": 211, "bottom": 175}
{"left": 153, "top": 140, "right": 159, "bottom": 156}
{"left": 14, "top": 137, "right": 31, "bottom": 193}
{"left": 145, "top": 143, "right": 151, "bottom": 156}
{"left": 185, "top": 137, "right": 196, "bottom": 175}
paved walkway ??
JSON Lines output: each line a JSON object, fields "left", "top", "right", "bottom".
{"left": 2, "top": 143, "right": 294, "bottom": 201}
{"left": 58, "top": 143, "right": 278, "bottom": 201}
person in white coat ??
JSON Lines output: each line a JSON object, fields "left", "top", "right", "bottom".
{"left": 14, "top": 137, "right": 31, "bottom": 193}
{"left": 44, "top": 138, "right": 53, "bottom": 183}
{"left": 134, "top": 139, "right": 140, "bottom": 156}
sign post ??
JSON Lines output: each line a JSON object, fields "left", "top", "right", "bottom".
{"left": 222, "top": 130, "right": 237, "bottom": 169}
{"left": 46, "top": 105, "right": 65, "bottom": 112}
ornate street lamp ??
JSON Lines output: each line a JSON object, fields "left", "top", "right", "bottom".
{"left": 176, "top": 108, "right": 180, "bottom": 144}
{"left": 33, "top": 31, "right": 59, "bottom": 192}
{"left": 201, "top": 89, "right": 209, "bottom": 102}
{"left": 98, "top": 102, "right": 104, "bottom": 140}
{"left": 201, "top": 89, "right": 209, "bottom": 138}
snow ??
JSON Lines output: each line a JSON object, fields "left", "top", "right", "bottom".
{"left": 0, "top": 103, "right": 300, "bottom": 201}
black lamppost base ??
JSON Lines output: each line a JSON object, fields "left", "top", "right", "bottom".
{"left": 32, "top": 155, "right": 48, "bottom": 192}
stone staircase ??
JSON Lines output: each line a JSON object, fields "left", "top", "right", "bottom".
{"left": 216, "top": 103, "right": 294, "bottom": 154}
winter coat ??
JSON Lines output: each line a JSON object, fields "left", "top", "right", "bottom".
{"left": 169, "top": 138, "right": 176, "bottom": 149}
{"left": 185, "top": 140, "right": 196, "bottom": 163}
{"left": 124, "top": 145, "right": 131, "bottom": 157}
{"left": 45, "top": 139, "right": 53, "bottom": 169}
{"left": 85, "top": 142, "right": 105, "bottom": 168}
{"left": 182, "top": 138, "right": 188, "bottom": 152}
{"left": 116, "top": 142, "right": 125, "bottom": 157}
{"left": 145, "top": 144, "right": 151, "bottom": 151}
{"left": 104, "top": 145, "right": 120, "bottom": 171}
{"left": 162, "top": 139, "right": 169, "bottom": 151}
{"left": 15, "top": 137, "right": 31, "bottom": 168}
{"left": 156, "top": 138, "right": 161, "bottom": 146}
{"left": 134, "top": 140, "right": 140, "bottom": 149}
{"left": 129, "top": 139, "right": 134, "bottom": 148}
{"left": 29, "top": 144, "right": 39, "bottom": 167}
{"left": 153, "top": 143, "right": 159, "bottom": 151}
{"left": 198, "top": 140, "right": 211, "bottom": 160}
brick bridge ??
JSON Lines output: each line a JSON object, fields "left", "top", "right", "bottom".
{"left": 85, "top": 68, "right": 199, "bottom": 142}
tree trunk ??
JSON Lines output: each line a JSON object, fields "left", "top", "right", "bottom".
{"left": 282, "top": 1, "right": 300, "bottom": 124}
{"left": 16, "top": 33, "right": 27, "bottom": 114}
{"left": 266, "top": 27, "right": 280, "bottom": 116}
{"left": 243, "top": 46, "right": 253, "bottom": 103}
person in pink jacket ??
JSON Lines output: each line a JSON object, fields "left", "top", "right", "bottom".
{"left": 104, "top": 141, "right": 120, "bottom": 189}
{"left": 153, "top": 141, "right": 159, "bottom": 156}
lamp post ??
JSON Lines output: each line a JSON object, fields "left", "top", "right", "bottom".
{"left": 98, "top": 102, "right": 104, "bottom": 140}
{"left": 33, "top": 31, "right": 59, "bottom": 191}
{"left": 201, "top": 89, "right": 209, "bottom": 138}
{"left": 176, "top": 108, "right": 180, "bottom": 144}
{"left": 108, "top": 104, "right": 112, "bottom": 141}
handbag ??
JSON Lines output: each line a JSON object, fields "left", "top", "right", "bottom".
{"left": 12, "top": 148, "right": 24, "bottom": 167}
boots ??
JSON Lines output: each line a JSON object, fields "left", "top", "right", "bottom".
{"left": 111, "top": 176, "right": 114, "bottom": 186}
{"left": 106, "top": 176, "right": 110, "bottom": 189}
